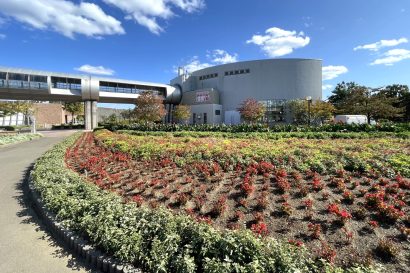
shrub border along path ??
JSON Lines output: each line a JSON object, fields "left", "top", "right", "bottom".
{"left": 28, "top": 171, "right": 140, "bottom": 273}
{"left": 30, "top": 132, "right": 381, "bottom": 273}
{"left": 0, "top": 133, "right": 42, "bottom": 146}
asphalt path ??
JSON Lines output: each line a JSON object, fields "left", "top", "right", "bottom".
{"left": 0, "top": 131, "right": 95, "bottom": 273}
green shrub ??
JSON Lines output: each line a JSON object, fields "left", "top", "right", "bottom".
{"left": 0, "top": 126, "right": 16, "bottom": 131}
{"left": 0, "top": 133, "right": 41, "bottom": 145}
{"left": 101, "top": 122, "right": 410, "bottom": 134}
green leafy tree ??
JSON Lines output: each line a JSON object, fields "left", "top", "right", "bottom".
{"left": 173, "top": 104, "right": 191, "bottom": 123}
{"left": 133, "top": 91, "right": 166, "bottom": 124}
{"left": 378, "top": 84, "right": 410, "bottom": 121}
{"left": 0, "top": 101, "right": 15, "bottom": 117}
{"left": 311, "top": 100, "right": 335, "bottom": 124}
{"left": 120, "top": 109, "right": 134, "bottom": 123}
{"left": 337, "top": 86, "right": 403, "bottom": 123}
{"left": 287, "top": 100, "right": 308, "bottom": 124}
{"left": 0, "top": 101, "right": 34, "bottom": 119}
{"left": 103, "top": 113, "right": 119, "bottom": 124}
{"left": 63, "top": 102, "right": 84, "bottom": 124}
{"left": 237, "top": 98, "right": 266, "bottom": 124}
{"left": 287, "top": 100, "right": 335, "bottom": 124}
{"left": 328, "top": 82, "right": 359, "bottom": 107}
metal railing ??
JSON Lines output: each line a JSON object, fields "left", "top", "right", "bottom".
{"left": 0, "top": 80, "right": 49, "bottom": 90}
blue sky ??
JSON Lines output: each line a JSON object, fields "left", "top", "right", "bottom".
{"left": 0, "top": 0, "right": 409, "bottom": 109}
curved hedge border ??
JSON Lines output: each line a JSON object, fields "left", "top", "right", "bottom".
{"left": 28, "top": 172, "right": 139, "bottom": 273}
{"left": 31, "top": 133, "right": 381, "bottom": 273}
{"left": 101, "top": 122, "right": 410, "bottom": 133}
{"left": 117, "top": 130, "right": 409, "bottom": 140}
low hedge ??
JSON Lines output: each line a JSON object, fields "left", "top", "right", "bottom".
{"left": 31, "top": 133, "right": 380, "bottom": 273}
{"left": 0, "top": 133, "right": 42, "bottom": 145}
{"left": 118, "top": 130, "right": 410, "bottom": 140}
{"left": 0, "top": 126, "right": 16, "bottom": 131}
{"left": 52, "top": 124, "right": 85, "bottom": 130}
{"left": 101, "top": 122, "right": 410, "bottom": 133}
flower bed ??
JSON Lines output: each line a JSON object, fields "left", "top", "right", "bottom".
{"left": 63, "top": 130, "right": 410, "bottom": 271}
{"left": 0, "top": 133, "right": 42, "bottom": 145}
{"left": 32, "top": 132, "right": 382, "bottom": 273}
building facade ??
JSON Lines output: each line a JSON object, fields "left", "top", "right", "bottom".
{"left": 170, "top": 58, "right": 322, "bottom": 125}
{"left": 0, "top": 103, "right": 80, "bottom": 128}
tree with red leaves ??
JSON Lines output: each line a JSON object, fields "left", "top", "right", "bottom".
{"left": 133, "top": 91, "right": 166, "bottom": 124}
{"left": 237, "top": 98, "right": 266, "bottom": 124}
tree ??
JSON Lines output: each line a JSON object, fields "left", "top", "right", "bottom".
{"left": 287, "top": 100, "right": 335, "bottom": 124}
{"left": 237, "top": 98, "right": 266, "bottom": 124}
{"left": 378, "top": 84, "right": 410, "bottom": 121}
{"left": 311, "top": 100, "right": 335, "bottom": 124}
{"left": 0, "top": 101, "right": 15, "bottom": 117}
{"left": 336, "top": 86, "right": 403, "bottom": 123}
{"left": 120, "top": 109, "right": 134, "bottom": 123}
{"left": 287, "top": 100, "right": 308, "bottom": 124}
{"left": 328, "top": 82, "right": 359, "bottom": 107}
{"left": 133, "top": 91, "right": 166, "bottom": 124}
{"left": 63, "top": 102, "right": 84, "bottom": 124}
{"left": 0, "top": 101, "right": 34, "bottom": 124}
{"left": 173, "top": 104, "right": 191, "bottom": 123}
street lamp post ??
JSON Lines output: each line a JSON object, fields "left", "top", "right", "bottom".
{"left": 306, "top": 96, "right": 312, "bottom": 126}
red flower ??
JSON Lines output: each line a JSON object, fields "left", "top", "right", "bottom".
{"left": 251, "top": 222, "right": 269, "bottom": 236}
{"left": 369, "top": 220, "right": 379, "bottom": 228}
{"left": 327, "top": 203, "right": 340, "bottom": 215}
{"left": 288, "top": 239, "right": 304, "bottom": 247}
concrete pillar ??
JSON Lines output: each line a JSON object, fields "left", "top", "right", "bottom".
{"left": 91, "top": 101, "right": 98, "bottom": 129}
{"left": 84, "top": 100, "right": 98, "bottom": 131}
{"left": 84, "top": 101, "right": 92, "bottom": 131}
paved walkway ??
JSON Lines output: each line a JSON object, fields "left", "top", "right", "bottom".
{"left": 0, "top": 131, "right": 95, "bottom": 273}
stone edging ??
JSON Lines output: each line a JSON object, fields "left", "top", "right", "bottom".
{"left": 27, "top": 172, "right": 142, "bottom": 273}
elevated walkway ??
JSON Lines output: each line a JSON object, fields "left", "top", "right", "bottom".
{"left": 0, "top": 66, "right": 181, "bottom": 129}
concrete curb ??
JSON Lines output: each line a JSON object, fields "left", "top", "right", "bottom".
{"left": 27, "top": 172, "right": 142, "bottom": 273}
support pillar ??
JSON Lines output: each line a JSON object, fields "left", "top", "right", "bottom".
{"left": 84, "top": 101, "right": 92, "bottom": 131}
{"left": 84, "top": 100, "right": 98, "bottom": 131}
{"left": 91, "top": 101, "right": 98, "bottom": 129}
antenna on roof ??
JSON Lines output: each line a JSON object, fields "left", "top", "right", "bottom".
{"left": 178, "top": 67, "right": 184, "bottom": 76}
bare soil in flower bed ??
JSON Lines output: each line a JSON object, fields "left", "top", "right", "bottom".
{"left": 65, "top": 132, "right": 410, "bottom": 272}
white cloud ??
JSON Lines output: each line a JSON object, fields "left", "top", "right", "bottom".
{"left": 0, "top": 0, "right": 124, "bottom": 38}
{"left": 354, "top": 38, "right": 408, "bottom": 51}
{"left": 103, "top": 0, "right": 205, "bottom": 34}
{"left": 246, "top": 27, "right": 310, "bottom": 57}
{"left": 0, "top": 34, "right": 6, "bottom": 40}
{"left": 322, "top": 84, "right": 333, "bottom": 91}
{"left": 176, "top": 49, "right": 238, "bottom": 73}
{"left": 179, "top": 56, "right": 212, "bottom": 73}
{"left": 370, "top": 48, "right": 410, "bottom": 66}
{"left": 75, "top": 65, "right": 115, "bottom": 75}
{"left": 209, "top": 49, "right": 238, "bottom": 64}
{"left": 322, "top": 65, "right": 348, "bottom": 80}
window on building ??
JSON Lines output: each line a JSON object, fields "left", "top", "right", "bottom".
{"left": 203, "top": 113, "right": 207, "bottom": 124}
{"left": 193, "top": 113, "right": 196, "bottom": 125}
{"left": 215, "top": 110, "right": 220, "bottom": 116}
{"left": 246, "top": 69, "right": 250, "bottom": 73}
{"left": 8, "top": 73, "right": 28, "bottom": 81}
{"left": 225, "top": 72, "right": 228, "bottom": 76}
{"left": 30, "top": 75, "right": 47, "bottom": 83}
{"left": 0, "top": 72, "right": 6, "bottom": 80}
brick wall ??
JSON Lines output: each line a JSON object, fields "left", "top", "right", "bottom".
{"left": 34, "top": 103, "right": 64, "bottom": 128}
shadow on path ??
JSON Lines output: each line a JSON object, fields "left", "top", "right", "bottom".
{"left": 13, "top": 164, "right": 99, "bottom": 273}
